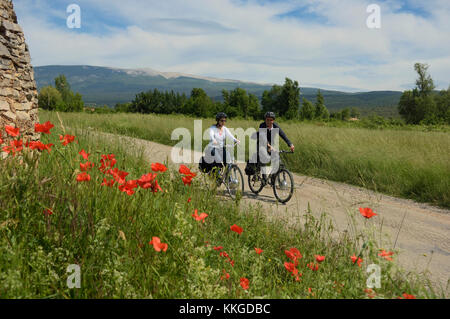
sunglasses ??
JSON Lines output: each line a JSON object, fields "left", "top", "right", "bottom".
{"left": 219, "top": 119, "right": 227, "bottom": 122}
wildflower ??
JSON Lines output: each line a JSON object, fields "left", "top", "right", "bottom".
{"left": 240, "top": 277, "right": 249, "bottom": 290}
{"left": 220, "top": 269, "right": 230, "bottom": 281}
{"left": 28, "top": 141, "right": 53, "bottom": 153}
{"left": 149, "top": 236, "right": 168, "bottom": 252}
{"left": 315, "top": 255, "right": 325, "bottom": 263}
{"left": 230, "top": 224, "right": 243, "bottom": 235}
{"left": 137, "top": 172, "right": 157, "bottom": 188}
{"left": 398, "top": 293, "right": 416, "bottom": 299}
{"left": 254, "top": 248, "right": 263, "bottom": 255}
{"left": 101, "top": 178, "right": 115, "bottom": 187}
{"left": 76, "top": 172, "right": 91, "bottom": 182}
{"left": 364, "top": 288, "right": 376, "bottom": 299}
{"left": 107, "top": 168, "right": 129, "bottom": 184}
{"left": 359, "top": 207, "right": 377, "bottom": 219}
{"left": 219, "top": 251, "right": 229, "bottom": 258}
{"left": 284, "top": 262, "right": 302, "bottom": 281}
{"left": 59, "top": 134, "right": 76, "bottom": 146}
{"left": 351, "top": 254, "right": 363, "bottom": 267}
{"left": 3, "top": 140, "right": 23, "bottom": 156}
{"left": 5, "top": 125, "right": 19, "bottom": 137}
{"left": 187, "top": 197, "right": 192, "bottom": 203}
{"left": 213, "top": 246, "right": 223, "bottom": 251}
{"left": 79, "top": 149, "right": 90, "bottom": 160}
{"left": 43, "top": 208, "right": 53, "bottom": 216}
{"left": 99, "top": 154, "right": 116, "bottom": 172}
{"left": 34, "top": 121, "right": 54, "bottom": 134}
{"left": 151, "top": 162, "right": 167, "bottom": 172}
{"left": 80, "top": 161, "right": 94, "bottom": 171}
{"left": 378, "top": 250, "right": 394, "bottom": 261}
{"left": 307, "top": 262, "right": 319, "bottom": 271}
{"left": 192, "top": 209, "right": 208, "bottom": 223}
{"left": 179, "top": 164, "right": 196, "bottom": 176}
{"left": 285, "top": 248, "right": 302, "bottom": 265}
{"left": 0, "top": 132, "right": 3, "bottom": 144}
{"left": 182, "top": 175, "right": 194, "bottom": 186}
{"left": 118, "top": 180, "right": 138, "bottom": 195}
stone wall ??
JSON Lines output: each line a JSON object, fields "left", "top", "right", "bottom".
{"left": 0, "top": 0, "right": 39, "bottom": 143}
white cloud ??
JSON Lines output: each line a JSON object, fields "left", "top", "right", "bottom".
{"left": 12, "top": 0, "right": 450, "bottom": 91}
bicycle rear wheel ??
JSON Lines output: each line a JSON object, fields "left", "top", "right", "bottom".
{"left": 272, "top": 168, "right": 294, "bottom": 203}
{"left": 248, "top": 171, "right": 264, "bottom": 195}
{"left": 225, "top": 165, "right": 244, "bottom": 200}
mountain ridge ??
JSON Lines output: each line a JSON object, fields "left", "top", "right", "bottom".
{"left": 33, "top": 65, "right": 403, "bottom": 113}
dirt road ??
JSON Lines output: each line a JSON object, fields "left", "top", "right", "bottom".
{"left": 91, "top": 130, "right": 450, "bottom": 296}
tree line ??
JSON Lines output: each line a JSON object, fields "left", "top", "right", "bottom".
{"left": 37, "top": 75, "right": 84, "bottom": 112}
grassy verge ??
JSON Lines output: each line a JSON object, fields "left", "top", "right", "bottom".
{"left": 39, "top": 111, "right": 450, "bottom": 208}
{"left": 0, "top": 118, "right": 444, "bottom": 298}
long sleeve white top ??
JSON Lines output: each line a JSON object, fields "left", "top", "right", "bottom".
{"left": 208, "top": 125, "right": 237, "bottom": 148}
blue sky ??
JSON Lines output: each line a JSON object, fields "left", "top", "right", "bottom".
{"left": 12, "top": 0, "right": 450, "bottom": 92}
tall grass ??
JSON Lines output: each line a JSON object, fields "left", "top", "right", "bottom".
{"left": 39, "top": 111, "right": 450, "bottom": 208}
{"left": 0, "top": 121, "right": 442, "bottom": 298}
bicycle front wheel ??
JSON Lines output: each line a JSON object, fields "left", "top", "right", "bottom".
{"left": 248, "top": 172, "right": 264, "bottom": 195}
{"left": 272, "top": 168, "right": 294, "bottom": 204}
{"left": 225, "top": 165, "right": 244, "bottom": 200}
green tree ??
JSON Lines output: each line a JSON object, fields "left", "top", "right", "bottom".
{"left": 414, "top": 63, "right": 435, "bottom": 96}
{"left": 38, "top": 86, "right": 64, "bottom": 111}
{"left": 280, "top": 78, "right": 300, "bottom": 119}
{"left": 299, "top": 98, "right": 315, "bottom": 120}
{"left": 350, "top": 107, "right": 360, "bottom": 119}
{"left": 314, "top": 90, "right": 329, "bottom": 119}
{"left": 341, "top": 108, "right": 350, "bottom": 121}
{"left": 186, "top": 88, "right": 213, "bottom": 117}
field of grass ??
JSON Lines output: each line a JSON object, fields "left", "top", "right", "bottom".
{"left": 0, "top": 118, "right": 443, "bottom": 299}
{"left": 39, "top": 111, "right": 450, "bottom": 208}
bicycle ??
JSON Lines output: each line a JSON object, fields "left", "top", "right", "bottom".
{"left": 247, "top": 150, "right": 295, "bottom": 204}
{"left": 199, "top": 142, "right": 244, "bottom": 200}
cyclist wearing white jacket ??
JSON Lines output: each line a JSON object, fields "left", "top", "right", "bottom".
{"left": 204, "top": 112, "right": 240, "bottom": 165}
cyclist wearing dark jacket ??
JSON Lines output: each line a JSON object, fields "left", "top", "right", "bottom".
{"left": 257, "top": 112, "right": 295, "bottom": 154}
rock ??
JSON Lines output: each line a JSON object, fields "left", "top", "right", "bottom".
{"left": 14, "top": 101, "right": 33, "bottom": 111}
{"left": 16, "top": 111, "right": 30, "bottom": 121}
{"left": 0, "top": 42, "right": 10, "bottom": 58}
{"left": 0, "top": 99, "right": 9, "bottom": 111}
{"left": 2, "top": 20, "right": 22, "bottom": 33}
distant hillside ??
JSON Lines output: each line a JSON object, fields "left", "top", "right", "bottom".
{"left": 34, "top": 65, "right": 402, "bottom": 112}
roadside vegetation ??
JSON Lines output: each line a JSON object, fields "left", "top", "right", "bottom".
{"left": 0, "top": 120, "right": 443, "bottom": 298}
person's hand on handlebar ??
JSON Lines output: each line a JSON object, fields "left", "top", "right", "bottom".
{"left": 290, "top": 144, "right": 295, "bottom": 152}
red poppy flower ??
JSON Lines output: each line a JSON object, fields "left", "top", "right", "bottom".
{"left": 0, "top": 132, "right": 3, "bottom": 145}
{"left": 27, "top": 141, "right": 53, "bottom": 153}
{"left": 79, "top": 149, "right": 90, "bottom": 160}
{"left": 307, "top": 262, "right": 319, "bottom": 271}
{"left": 240, "top": 277, "right": 249, "bottom": 290}
{"left": 43, "top": 208, "right": 53, "bottom": 216}
{"left": 151, "top": 162, "right": 167, "bottom": 172}
{"left": 182, "top": 175, "right": 192, "bottom": 185}
{"left": 285, "top": 248, "right": 302, "bottom": 263}
{"left": 2, "top": 140, "right": 23, "bottom": 156}
{"left": 219, "top": 251, "right": 229, "bottom": 258}
{"left": 213, "top": 246, "right": 223, "bottom": 251}
{"left": 229, "top": 260, "right": 235, "bottom": 267}
{"left": 192, "top": 209, "right": 208, "bottom": 223}
{"left": 137, "top": 172, "right": 157, "bottom": 188}
{"left": 76, "top": 172, "right": 91, "bottom": 182}
{"left": 378, "top": 250, "right": 394, "bottom": 261}
{"left": 101, "top": 178, "right": 115, "bottom": 187}
{"left": 220, "top": 269, "right": 230, "bottom": 281}
{"left": 230, "top": 224, "right": 243, "bottom": 235}
{"left": 149, "top": 236, "right": 168, "bottom": 252}
{"left": 179, "top": 164, "right": 196, "bottom": 176}
{"left": 118, "top": 179, "right": 138, "bottom": 195}
{"left": 35, "top": 121, "right": 54, "bottom": 134}
{"left": 359, "top": 207, "right": 377, "bottom": 219}
{"left": 351, "top": 254, "right": 363, "bottom": 267}
{"left": 315, "top": 255, "right": 325, "bottom": 263}
{"left": 284, "top": 262, "right": 296, "bottom": 273}
{"left": 364, "top": 288, "right": 376, "bottom": 299}
{"left": 187, "top": 197, "right": 192, "bottom": 203}
{"left": 59, "top": 134, "right": 76, "bottom": 146}
{"left": 107, "top": 168, "right": 129, "bottom": 184}
{"left": 80, "top": 161, "right": 94, "bottom": 171}
{"left": 254, "top": 248, "right": 263, "bottom": 255}
{"left": 5, "top": 125, "right": 19, "bottom": 137}
{"left": 99, "top": 154, "right": 117, "bottom": 172}
{"left": 400, "top": 293, "right": 416, "bottom": 299}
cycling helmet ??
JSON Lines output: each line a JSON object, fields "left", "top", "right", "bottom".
{"left": 264, "top": 111, "right": 276, "bottom": 119}
{"left": 216, "top": 112, "right": 228, "bottom": 121}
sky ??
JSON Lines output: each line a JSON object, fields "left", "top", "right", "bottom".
{"left": 11, "top": 0, "right": 450, "bottom": 92}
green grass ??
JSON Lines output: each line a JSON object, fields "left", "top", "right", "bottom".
{"left": 39, "top": 111, "right": 450, "bottom": 208}
{"left": 0, "top": 120, "right": 444, "bottom": 298}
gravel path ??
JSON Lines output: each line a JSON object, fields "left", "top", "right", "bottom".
{"left": 89, "top": 129, "right": 450, "bottom": 296}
